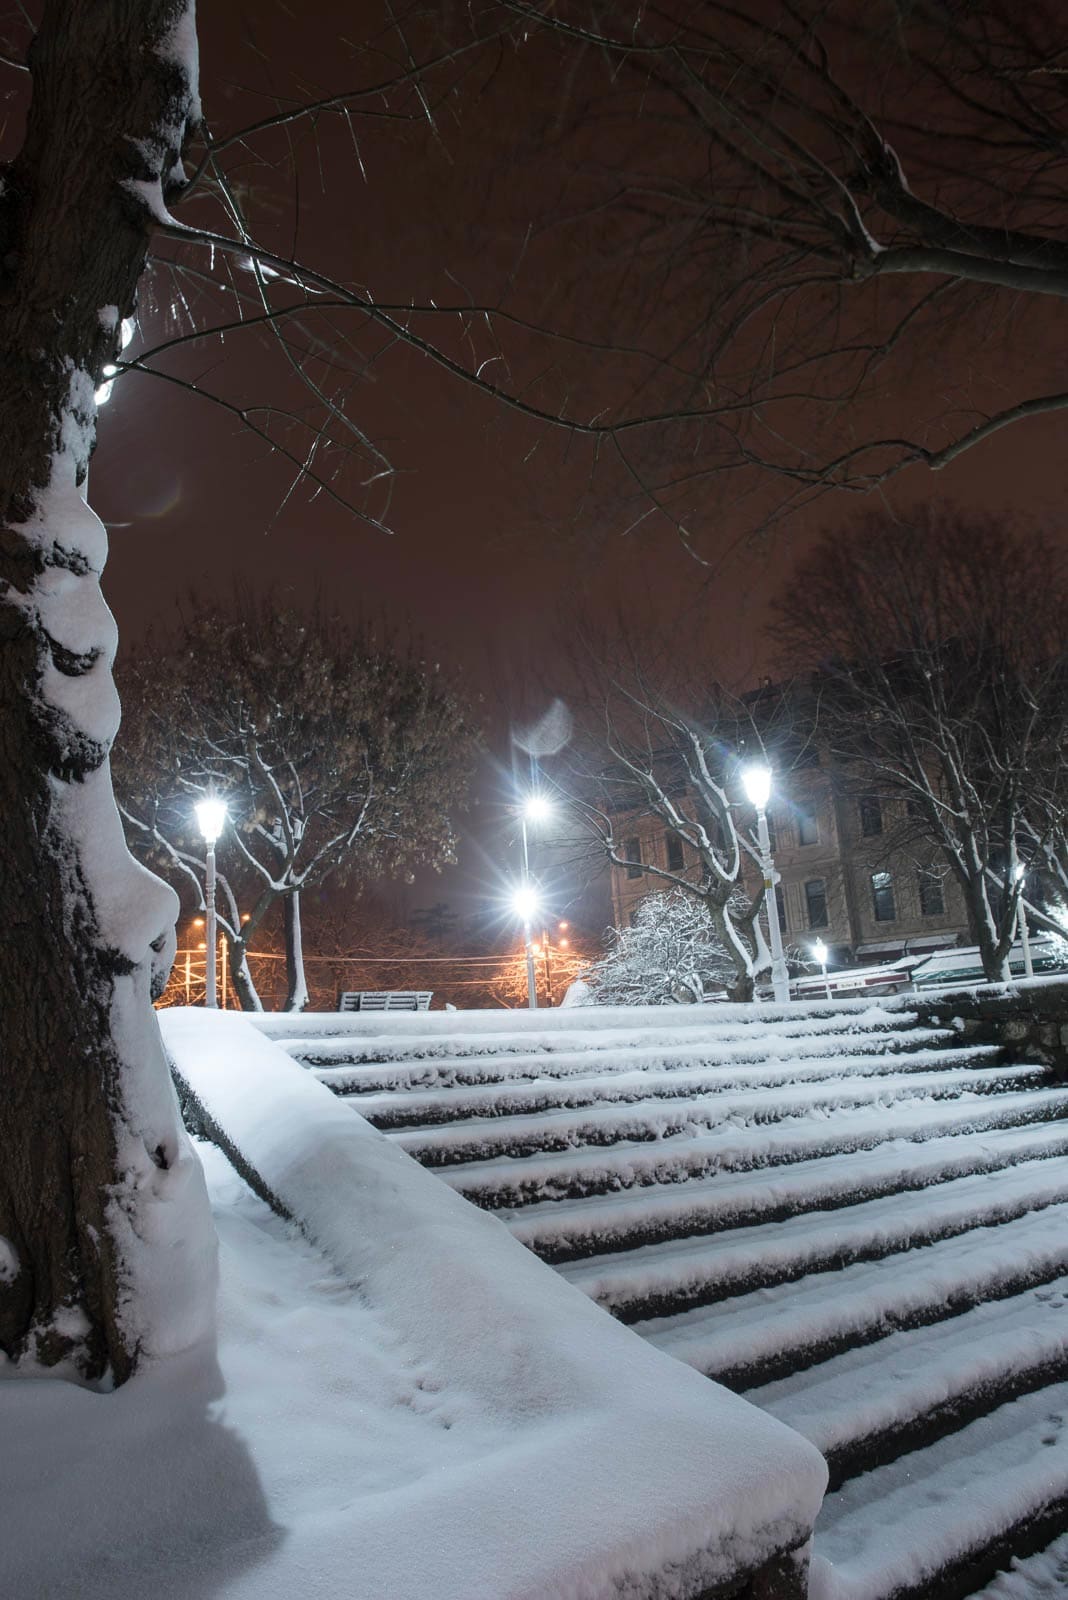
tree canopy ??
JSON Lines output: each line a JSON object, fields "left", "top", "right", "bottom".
{"left": 114, "top": 599, "right": 478, "bottom": 1010}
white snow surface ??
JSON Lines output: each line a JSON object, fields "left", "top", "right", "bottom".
{"left": 144, "top": 1007, "right": 826, "bottom": 1600}
{"left": 973, "top": 1533, "right": 1068, "bottom": 1598}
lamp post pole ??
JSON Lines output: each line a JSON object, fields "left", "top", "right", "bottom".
{"left": 742, "top": 765, "right": 791, "bottom": 1005}
{"left": 756, "top": 803, "right": 791, "bottom": 1003}
{"left": 520, "top": 814, "right": 538, "bottom": 1010}
{"left": 204, "top": 838, "right": 218, "bottom": 1008}
{"left": 1015, "top": 865, "right": 1034, "bottom": 980}
{"left": 195, "top": 797, "right": 228, "bottom": 1011}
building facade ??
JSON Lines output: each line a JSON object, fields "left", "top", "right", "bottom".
{"left": 609, "top": 758, "right": 971, "bottom": 967}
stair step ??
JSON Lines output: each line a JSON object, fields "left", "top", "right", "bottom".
{"left": 347, "top": 1043, "right": 1000, "bottom": 1127}
{"left": 967, "top": 1530, "right": 1068, "bottom": 1598}
{"left": 748, "top": 1274, "right": 1068, "bottom": 1488}
{"left": 442, "top": 1089, "right": 1068, "bottom": 1209}
{"left": 272, "top": 1004, "right": 928, "bottom": 1067}
{"left": 389, "top": 1065, "right": 1045, "bottom": 1167}
{"left": 305, "top": 1025, "right": 961, "bottom": 1095}
{"left": 506, "top": 1122, "right": 1068, "bottom": 1264}
{"left": 810, "top": 1380, "right": 1068, "bottom": 1600}
{"left": 556, "top": 1156, "right": 1068, "bottom": 1321}
{"left": 635, "top": 1201, "right": 1068, "bottom": 1388}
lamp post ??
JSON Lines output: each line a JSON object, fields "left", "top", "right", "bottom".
{"left": 812, "top": 936, "right": 830, "bottom": 1001}
{"left": 516, "top": 793, "right": 553, "bottom": 1010}
{"left": 742, "top": 763, "right": 791, "bottom": 1004}
{"left": 194, "top": 797, "right": 228, "bottom": 1008}
{"left": 1014, "top": 863, "right": 1034, "bottom": 980}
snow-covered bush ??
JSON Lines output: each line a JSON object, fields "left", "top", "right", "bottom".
{"left": 587, "top": 887, "right": 748, "bottom": 1005}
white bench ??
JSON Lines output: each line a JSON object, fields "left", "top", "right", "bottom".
{"left": 337, "top": 991, "right": 433, "bottom": 1013}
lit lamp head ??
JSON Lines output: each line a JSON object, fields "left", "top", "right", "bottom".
{"left": 511, "top": 884, "right": 542, "bottom": 924}
{"left": 742, "top": 763, "right": 772, "bottom": 811}
{"left": 1014, "top": 862, "right": 1026, "bottom": 884}
{"left": 523, "top": 793, "right": 553, "bottom": 824}
{"left": 195, "top": 797, "right": 228, "bottom": 845}
{"left": 812, "top": 937, "right": 828, "bottom": 967}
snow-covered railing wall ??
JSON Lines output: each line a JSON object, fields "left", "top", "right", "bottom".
{"left": 163, "top": 1009, "right": 826, "bottom": 1600}
{"left": 906, "top": 978, "right": 1068, "bottom": 1079}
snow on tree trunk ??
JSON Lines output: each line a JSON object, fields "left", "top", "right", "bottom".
{"left": 0, "top": 0, "right": 216, "bottom": 1383}
{"left": 226, "top": 939, "right": 265, "bottom": 1013}
{"left": 283, "top": 892, "right": 309, "bottom": 1013}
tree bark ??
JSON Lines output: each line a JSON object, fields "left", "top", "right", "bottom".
{"left": 224, "top": 935, "right": 264, "bottom": 1013}
{"left": 283, "top": 892, "right": 309, "bottom": 1012}
{"left": 0, "top": 1, "right": 216, "bottom": 1383}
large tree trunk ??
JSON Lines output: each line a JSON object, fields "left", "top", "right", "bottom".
{"left": 224, "top": 936, "right": 264, "bottom": 1013}
{"left": 0, "top": 1, "right": 216, "bottom": 1384}
{"left": 283, "top": 892, "right": 309, "bottom": 1012}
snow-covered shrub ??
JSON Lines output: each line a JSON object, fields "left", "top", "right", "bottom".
{"left": 587, "top": 887, "right": 747, "bottom": 1005}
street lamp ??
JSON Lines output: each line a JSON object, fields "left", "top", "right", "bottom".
{"left": 742, "top": 763, "right": 791, "bottom": 1004}
{"left": 812, "top": 936, "right": 830, "bottom": 1001}
{"left": 511, "top": 883, "right": 543, "bottom": 1008}
{"left": 1014, "top": 862, "right": 1034, "bottom": 980}
{"left": 517, "top": 793, "right": 553, "bottom": 1009}
{"left": 195, "top": 797, "right": 228, "bottom": 1008}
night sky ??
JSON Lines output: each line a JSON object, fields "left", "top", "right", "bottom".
{"left": 13, "top": 0, "right": 1067, "bottom": 926}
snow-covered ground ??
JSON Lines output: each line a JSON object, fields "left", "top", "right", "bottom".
{"left": 0, "top": 1008, "right": 826, "bottom": 1600}
{"left": 0, "top": 1115, "right": 821, "bottom": 1600}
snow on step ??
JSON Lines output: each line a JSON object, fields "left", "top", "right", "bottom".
{"left": 748, "top": 1273, "right": 1068, "bottom": 1468}
{"left": 971, "top": 1530, "right": 1068, "bottom": 1597}
{"left": 556, "top": 1156, "right": 1068, "bottom": 1320}
{"left": 636, "top": 1202, "right": 1068, "bottom": 1388}
{"left": 390, "top": 1067, "right": 1052, "bottom": 1167}
{"left": 809, "top": 1381, "right": 1068, "bottom": 1600}
{"left": 345, "top": 1043, "right": 1001, "bottom": 1126}
{"left": 506, "top": 1123, "right": 1068, "bottom": 1263}
{"left": 299, "top": 1023, "right": 957, "bottom": 1091}
{"left": 258, "top": 999, "right": 923, "bottom": 1062}
{"left": 443, "top": 1089, "right": 1068, "bottom": 1209}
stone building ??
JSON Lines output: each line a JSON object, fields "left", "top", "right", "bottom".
{"left": 608, "top": 753, "right": 971, "bottom": 968}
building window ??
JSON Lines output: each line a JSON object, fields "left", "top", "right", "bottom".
{"left": 775, "top": 884, "right": 787, "bottom": 933}
{"left": 918, "top": 868, "right": 945, "bottom": 916}
{"left": 871, "top": 870, "right": 896, "bottom": 922}
{"left": 860, "top": 794, "right": 883, "bottom": 837}
{"left": 797, "top": 809, "right": 819, "bottom": 846}
{"left": 765, "top": 812, "right": 778, "bottom": 853}
{"left": 665, "top": 833, "right": 684, "bottom": 873}
{"left": 804, "top": 879, "right": 829, "bottom": 928}
{"left": 624, "top": 838, "right": 643, "bottom": 878}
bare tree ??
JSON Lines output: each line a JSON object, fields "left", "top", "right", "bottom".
{"left": 556, "top": 638, "right": 806, "bottom": 1001}
{"left": 0, "top": 0, "right": 519, "bottom": 1377}
{"left": 775, "top": 506, "right": 1068, "bottom": 981}
{"left": 114, "top": 600, "right": 477, "bottom": 1013}
{"left": 497, "top": 0, "right": 1068, "bottom": 537}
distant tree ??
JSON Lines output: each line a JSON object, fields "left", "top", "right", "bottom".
{"left": 775, "top": 508, "right": 1068, "bottom": 981}
{"left": 558, "top": 636, "right": 811, "bottom": 1001}
{"left": 587, "top": 888, "right": 751, "bottom": 1006}
{"left": 114, "top": 600, "right": 478, "bottom": 1011}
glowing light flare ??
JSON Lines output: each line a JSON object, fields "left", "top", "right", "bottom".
{"left": 522, "top": 793, "right": 553, "bottom": 824}
{"left": 195, "top": 796, "right": 228, "bottom": 843}
{"left": 812, "top": 937, "right": 828, "bottom": 966}
{"left": 511, "top": 884, "right": 542, "bottom": 923}
{"left": 742, "top": 763, "right": 772, "bottom": 811}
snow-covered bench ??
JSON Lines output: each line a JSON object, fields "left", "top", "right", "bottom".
{"left": 337, "top": 990, "right": 433, "bottom": 1012}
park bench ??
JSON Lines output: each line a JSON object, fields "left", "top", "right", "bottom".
{"left": 337, "top": 991, "right": 433, "bottom": 1013}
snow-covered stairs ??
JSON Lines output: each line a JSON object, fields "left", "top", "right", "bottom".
{"left": 258, "top": 999, "right": 1068, "bottom": 1599}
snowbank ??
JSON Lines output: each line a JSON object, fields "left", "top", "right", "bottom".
{"left": 161, "top": 1007, "right": 826, "bottom": 1600}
